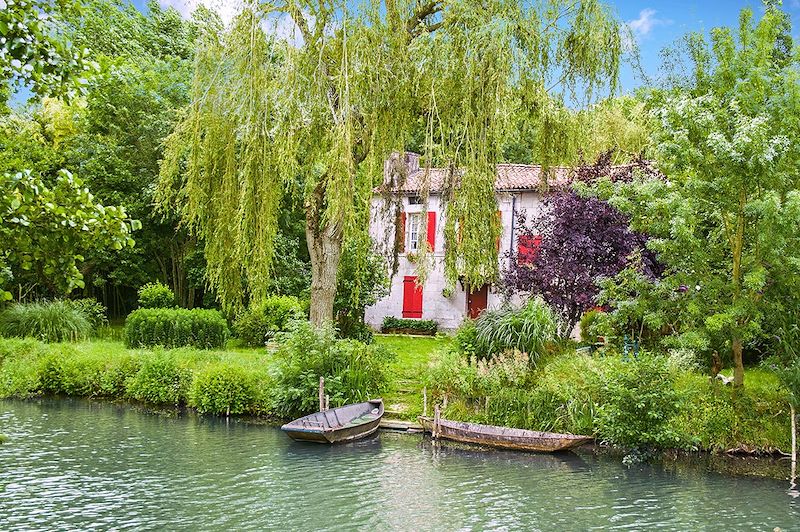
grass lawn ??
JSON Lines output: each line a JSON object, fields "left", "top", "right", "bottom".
{"left": 374, "top": 334, "right": 451, "bottom": 420}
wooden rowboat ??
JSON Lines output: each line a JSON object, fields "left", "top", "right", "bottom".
{"left": 418, "top": 416, "right": 592, "bottom": 452}
{"left": 281, "top": 399, "right": 384, "bottom": 444}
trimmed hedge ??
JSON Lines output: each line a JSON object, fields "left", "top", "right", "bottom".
{"left": 125, "top": 308, "right": 229, "bottom": 349}
{"left": 381, "top": 316, "right": 438, "bottom": 335}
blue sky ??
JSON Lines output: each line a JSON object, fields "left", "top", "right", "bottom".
{"left": 141, "top": 0, "right": 800, "bottom": 95}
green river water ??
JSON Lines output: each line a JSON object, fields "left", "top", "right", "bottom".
{"left": 1, "top": 398, "right": 798, "bottom": 531}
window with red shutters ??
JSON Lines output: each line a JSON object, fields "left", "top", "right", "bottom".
{"left": 402, "top": 276, "right": 423, "bottom": 318}
{"left": 518, "top": 234, "right": 542, "bottom": 264}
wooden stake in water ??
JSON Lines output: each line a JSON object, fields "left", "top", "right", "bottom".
{"left": 319, "top": 376, "right": 325, "bottom": 412}
{"left": 433, "top": 404, "right": 441, "bottom": 440}
{"left": 324, "top": 394, "right": 330, "bottom": 411}
{"left": 792, "top": 404, "right": 797, "bottom": 484}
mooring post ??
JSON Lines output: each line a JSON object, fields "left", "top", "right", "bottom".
{"left": 433, "top": 404, "right": 441, "bottom": 440}
{"left": 324, "top": 394, "right": 330, "bottom": 411}
{"left": 423, "top": 386, "right": 428, "bottom": 417}
{"left": 792, "top": 404, "right": 797, "bottom": 484}
{"left": 319, "top": 376, "right": 325, "bottom": 412}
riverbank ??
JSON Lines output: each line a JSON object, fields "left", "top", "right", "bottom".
{"left": 0, "top": 335, "right": 793, "bottom": 455}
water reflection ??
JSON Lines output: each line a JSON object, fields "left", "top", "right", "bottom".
{"left": 1, "top": 398, "right": 798, "bottom": 531}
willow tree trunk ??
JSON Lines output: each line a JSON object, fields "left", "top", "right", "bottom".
{"left": 305, "top": 179, "right": 344, "bottom": 326}
{"left": 306, "top": 221, "right": 343, "bottom": 326}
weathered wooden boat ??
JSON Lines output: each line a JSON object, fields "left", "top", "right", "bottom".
{"left": 418, "top": 416, "right": 592, "bottom": 452}
{"left": 281, "top": 399, "right": 384, "bottom": 444}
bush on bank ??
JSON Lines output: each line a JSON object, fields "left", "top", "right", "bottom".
{"left": 424, "top": 348, "right": 791, "bottom": 453}
{"left": 0, "top": 338, "right": 272, "bottom": 415}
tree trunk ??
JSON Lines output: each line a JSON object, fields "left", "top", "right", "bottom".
{"left": 305, "top": 177, "right": 344, "bottom": 326}
{"left": 306, "top": 220, "right": 343, "bottom": 326}
{"left": 732, "top": 335, "right": 745, "bottom": 388}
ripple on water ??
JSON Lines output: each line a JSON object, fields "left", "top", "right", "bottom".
{"left": 1, "top": 398, "right": 798, "bottom": 531}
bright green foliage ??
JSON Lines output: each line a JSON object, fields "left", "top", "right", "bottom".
{"left": 271, "top": 321, "right": 395, "bottom": 418}
{"left": 579, "top": 309, "right": 603, "bottom": 344}
{"left": 424, "top": 347, "right": 790, "bottom": 451}
{"left": 0, "top": 0, "right": 98, "bottom": 108}
{"left": 335, "top": 240, "right": 389, "bottom": 341}
{"left": 0, "top": 300, "right": 92, "bottom": 342}
{"left": 380, "top": 317, "right": 438, "bottom": 335}
{"left": 0, "top": 169, "right": 138, "bottom": 299}
{"left": 595, "top": 355, "right": 683, "bottom": 448}
{"left": 452, "top": 319, "right": 479, "bottom": 357}
{"left": 37, "top": 343, "right": 139, "bottom": 396}
{"left": 124, "top": 308, "right": 228, "bottom": 349}
{"left": 0, "top": 337, "right": 276, "bottom": 415}
{"left": 66, "top": 298, "right": 108, "bottom": 329}
{"left": 189, "top": 363, "right": 267, "bottom": 415}
{"left": 470, "top": 298, "right": 559, "bottom": 363}
{"left": 159, "top": 0, "right": 623, "bottom": 320}
{"left": 233, "top": 295, "right": 306, "bottom": 347}
{"left": 125, "top": 350, "right": 192, "bottom": 405}
{"left": 136, "top": 282, "right": 175, "bottom": 309}
{"left": 595, "top": 6, "right": 800, "bottom": 386}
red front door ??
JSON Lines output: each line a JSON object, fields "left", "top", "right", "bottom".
{"left": 402, "top": 276, "right": 423, "bottom": 318}
{"left": 467, "top": 284, "right": 488, "bottom": 319}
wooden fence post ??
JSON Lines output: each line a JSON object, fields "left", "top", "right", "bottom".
{"left": 319, "top": 376, "right": 325, "bottom": 412}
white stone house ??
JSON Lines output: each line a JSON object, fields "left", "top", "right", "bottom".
{"left": 365, "top": 153, "right": 572, "bottom": 331}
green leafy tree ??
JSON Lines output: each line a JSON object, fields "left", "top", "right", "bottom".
{"left": 0, "top": 0, "right": 98, "bottom": 110}
{"left": 0, "top": 169, "right": 139, "bottom": 300}
{"left": 160, "top": 0, "right": 623, "bottom": 324}
{"left": 598, "top": 4, "right": 800, "bottom": 387}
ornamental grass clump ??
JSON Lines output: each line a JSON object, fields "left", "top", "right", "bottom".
{"left": 466, "top": 298, "right": 559, "bottom": 363}
{"left": 0, "top": 301, "right": 92, "bottom": 343}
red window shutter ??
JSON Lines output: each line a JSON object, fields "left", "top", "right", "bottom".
{"left": 399, "top": 212, "right": 406, "bottom": 252}
{"left": 402, "top": 276, "right": 423, "bottom": 318}
{"left": 518, "top": 234, "right": 542, "bottom": 264}
{"left": 427, "top": 211, "right": 436, "bottom": 251}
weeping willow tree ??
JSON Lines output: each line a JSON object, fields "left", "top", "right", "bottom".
{"left": 159, "top": 0, "right": 623, "bottom": 325}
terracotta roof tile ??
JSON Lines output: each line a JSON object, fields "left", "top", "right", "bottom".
{"left": 379, "top": 153, "right": 659, "bottom": 195}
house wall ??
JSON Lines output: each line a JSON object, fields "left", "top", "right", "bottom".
{"left": 365, "top": 190, "right": 546, "bottom": 331}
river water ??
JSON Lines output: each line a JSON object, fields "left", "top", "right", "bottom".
{"left": 1, "top": 398, "right": 798, "bottom": 531}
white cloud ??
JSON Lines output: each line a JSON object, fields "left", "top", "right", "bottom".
{"left": 627, "top": 8, "right": 671, "bottom": 38}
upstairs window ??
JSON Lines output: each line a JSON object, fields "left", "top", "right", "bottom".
{"left": 407, "top": 213, "right": 422, "bottom": 251}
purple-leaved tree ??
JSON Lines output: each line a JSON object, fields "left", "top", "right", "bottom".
{"left": 502, "top": 191, "right": 658, "bottom": 336}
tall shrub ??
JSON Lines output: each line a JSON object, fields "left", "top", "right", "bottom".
{"left": 232, "top": 295, "right": 305, "bottom": 347}
{"left": 595, "top": 355, "right": 683, "bottom": 449}
{"left": 137, "top": 282, "right": 175, "bottom": 309}
{"left": 271, "top": 321, "right": 394, "bottom": 418}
